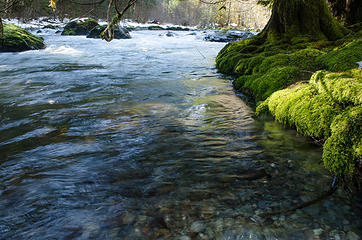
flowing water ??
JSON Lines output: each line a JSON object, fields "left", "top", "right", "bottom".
{"left": 0, "top": 30, "right": 361, "bottom": 239}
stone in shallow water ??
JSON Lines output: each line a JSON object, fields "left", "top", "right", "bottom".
{"left": 86, "top": 25, "right": 131, "bottom": 39}
{"left": 190, "top": 221, "right": 205, "bottom": 233}
{"left": 347, "top": 231, "right": 360, "bottom": 240}
{"left": 1, "top": 23, "right": 45, "bottom": 52}
{"left": 61, "top": 18, "right": 99, "bottom": 35}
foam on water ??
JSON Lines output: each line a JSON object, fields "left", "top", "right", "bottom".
{"left": 45, "top": 45, "right": 84, "bottom": 56}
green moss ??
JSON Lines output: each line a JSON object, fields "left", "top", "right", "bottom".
{"left": 310, "top": 70, "right": 362, "bottom": 105}
{"left": 1, "top": 23, "right": 45, "bottom": 52}
{"left": 259, "top": 69, "right": 361, "bottom": 176}
{"left": 216, "top": 11, "right": 361, "bottom": 181}
{"left": 323, "top": 106, "right": 362, "bottom": 175}
{"left": 61, "top": 18, "right": 99, "bottom": 36}
{"left": 264, "top": 83, "right": 341, "bottom": 139}
{"left": 317, "top": 39, "right": 362, "bottom": 72}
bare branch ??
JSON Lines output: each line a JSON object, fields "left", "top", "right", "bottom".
{"left": 0, "top": 17, "right": 3, "bottom": 39}
{"left": 101, "top": 0, "right": 137, "bottom": 42}
{"left": 199, "top": 0, "right": 227, "bottom": 5}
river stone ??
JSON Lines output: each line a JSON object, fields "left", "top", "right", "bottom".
{"left": 121, "top": 212, "right": 136, "bottom": 225}
{"left": 190, "top": 221, "right": 205, "bottom": 233}
{"left": 1, "top": 23, "right": 45, "bottom": 52}
{"left": 166, "top": 31, "right": 175, "bottom": 37}
{"left": 204, "top": 29, "right": 254, "bottom": 42}
{"left": 86, "top": 25, "right": 131, "bottom": 39}
{"left": 61, "top": 18, "right": 99, "bottom": 35}
{"left": 313, "top": 228, "right": 323, "bottom": 236}
{"left": 347, "top": 231, "right": 360, "bottom": 240}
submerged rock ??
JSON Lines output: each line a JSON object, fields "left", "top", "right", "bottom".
{"left": 86, "top": 25, "right": 131, "bottom": 39}
{"left": 0, "top": 23, "right": 45, "bottom": 52}
{"left": 166, "top": 31, "right": 176, "bottom": 37}
{"left": 204, "top": 29, "right": 254, "bottom": 42}
{"left": 61, "top": 18, "right": 99, "bottom": 36}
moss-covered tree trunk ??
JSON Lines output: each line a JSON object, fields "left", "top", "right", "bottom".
{"left": 260, "top": 0, "right": 347, "bottom": 42}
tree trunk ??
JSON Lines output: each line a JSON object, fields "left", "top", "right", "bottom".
{"left": 345, "top": 0, "right": 362, "bottom": 25}
{"left": 328, "top": 0, "right": 362, "bottom": 25}
{"left": 260, "top": 0, "right": 347, "bottom": 42}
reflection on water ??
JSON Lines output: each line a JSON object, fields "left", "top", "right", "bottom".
{"left": 0, "top": 31, "right": 360, "bottom": 239}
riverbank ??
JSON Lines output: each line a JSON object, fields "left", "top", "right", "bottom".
{"left": 216, "top": 23, "right": 362, "bottom": 185}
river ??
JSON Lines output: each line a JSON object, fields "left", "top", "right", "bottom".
{"left": 0, "top": 29, "right": 360, "bottom": 239}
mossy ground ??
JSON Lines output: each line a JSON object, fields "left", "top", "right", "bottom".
{"left": 1, "top": 23, "right": 45, "bottom": 52}
{"left": 216, "top": 25, "right": 362, "bottom": 180}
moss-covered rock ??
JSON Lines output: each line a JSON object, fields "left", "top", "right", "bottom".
{"left": 256, "top": 69, "right": 362, "bottom": 176}
{"left": 61, "top": 18, "right": 99, "bottom": 36}
{"left": 317, "top": 39, "right": 362, "bottom": 72}
{"left": 86, "top": 25, "right": 131, "bottom": 39}
{"left": 0, "top": 23, "right": 45, "bottom": 52}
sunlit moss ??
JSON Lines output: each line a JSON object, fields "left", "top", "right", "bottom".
{"left": 310, "top": 70, "right": 362, "bottom": 105}
{"left": 317, "top": 39, "right": 362, "bottom": 72}
{"left": 257, "top": 69, "right": 361, "bottom": 176}
{"left": 235, "top": 66, "right": 300, "bottom": 100}
{"left": 323, "top": 106, "right": 362, "bottom": 175}
{"left": 1, "top": 23, "right": 45, "bottom": 52}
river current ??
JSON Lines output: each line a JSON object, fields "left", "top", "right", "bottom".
{"left": 0, "top": 29, "right": 361, "bottom": 239}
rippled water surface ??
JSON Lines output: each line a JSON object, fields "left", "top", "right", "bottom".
{"left": 0, "top": 30, "right": 361, "bottom": 239}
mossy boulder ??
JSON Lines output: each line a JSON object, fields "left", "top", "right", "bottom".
{"left": 256, "top": 69, "right": 362, "bottom": 176}
{"left": 317, "top": 39, "right": 362, "bottom": 72}
{"left": 148, "top": 25, "right": 164, "bottom": 30}
{"left": 86, "top": 25, "right": 131, "bottom": 39}
{"left": 61, "top": 18, "right": 99, "bottom": 36}
{"left": 0, "top": 23, "right": 45, "bottom": 52}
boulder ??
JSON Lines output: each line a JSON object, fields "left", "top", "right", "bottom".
{"left": 204, "top": 29, "right": 254, "bottom": 42}
{"left": 86, "top": 25, "right": 131, "bottom": 39}
{"left": 165, "top": 26, "right": 190, "bottom": 31}
{"left": 61, "top": 18, "right": 99, "bottom": 36}
{"left": 0, "top": 23, "right": 45, "bottom": 52}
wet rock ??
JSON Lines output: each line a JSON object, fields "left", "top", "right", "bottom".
{"left": 61, "top": 18, "right": 99, "bottom": 35}
{"left": 86, "top": 25, "right": 131, "bottom": 39}
{"left": 165, "top": 26, "right": 190, "bottom": 31}
{"left": 203, "top": 29, "right": 254, "bottom": 42}
{"left": 166, "top": 31, "right": 175, "bottom": 37}
{"left": 313, "top": 228, "right": 323, "bottom": 236}
{"left": 153, "top": 228, "right": 172, "bottom": 238}
{"left": 347, "top": 231, "right": 360, "bottom": 240}
{"left": 1, "top": 23, "right": 45, "bottom": 52}
{"left": 190, "top": 221, "right": 205, "bottom": 233}
{"left": 121, "top": 212, "right": 136, "bottom": 225}
{"left": 240, "top": 205, "right": 254, "bottom": 216}
{"left": 179, "top": 236, "right": 191, "bottom": 240}
{"left": 148, "top": 25, "right": 164, "bottom": 30}
{"left": 201, "top": 205, "right": 216, "bottom": 219}
{"left": 43, "top": 24, "right": 56, "bottom": 29}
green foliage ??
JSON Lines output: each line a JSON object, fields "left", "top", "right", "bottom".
{"left": 317, "top": 39, "right": 362, "bottom": 72}
{"left": 0, "top": 23, "right": 45, "bottom": 52}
